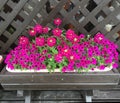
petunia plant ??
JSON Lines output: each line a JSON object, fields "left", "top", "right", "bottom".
{"left": 5, "top": 18, "right": 119, "bottom": 73}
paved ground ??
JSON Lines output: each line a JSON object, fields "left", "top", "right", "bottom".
{"left": 0, "top": 90, "right": 120, "bottom": 102}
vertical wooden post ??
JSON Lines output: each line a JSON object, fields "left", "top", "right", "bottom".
{"left": 25, "top": 90, "right": 31, "bottom": 103}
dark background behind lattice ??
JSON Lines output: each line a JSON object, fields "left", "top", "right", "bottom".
{"left": 0, "top": 0, "right": 120, "bottom": 67}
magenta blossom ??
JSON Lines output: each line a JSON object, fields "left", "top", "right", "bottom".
{"left": 47, "top": 54, "right": 52, "bottom": 58}
{"left": 66, "top": 29, "right": 75, "bottom": 40}
{"left": 34, "top": 24, "right": 42, "bottom": 33}
{"left": 105, "top": 58, "right": 112, "bottom": 64}
{"left": 54, "top": 18, "right": 62, "bottom": 26}
{"left": 91, "top": 58, "right": 97, "bottom": 65}
{"left": 47, "top": 37, "right": 56, "bottom": 47}
{"left": 29, "top": 29, "right": 37, "bottom": 36}
{"left": 112, "top": 63, "right": 118, "bottom": 69}
{"left": 71, "top": 35, "right": 79, "bottom": 44}
{"left": 94, "top": 33, "right": 104, "bottom": 43}
{"left": 54, "top": 53, "right": 63, "bottom": 63}
{"left": 67, "top": 54, "right": 76, "bottom": 62}
{"left": 79, "top": 34, "right": 85, "bottom": 39}
{"left": 42, "top": 49, "right": 48, "bottom": 55}
{"left": 61, "top": 46, "right": 71, "bottom": 57}
{"left": 99, "top": 65, "right": 105, "bottom": 70}
{"left": 62, "top": 66, "right": 67, "bottom": 73}
{"left": 35, "top": 37, "right": 45, "bottom": 46}
{"left": 52, "top": 28, "right": 62, "bottom": 37}
{"left": 19, "top": 36, "right": 29, "bottom": 46}
{"left": 43, "top": 27, "right": 49, "bottom": 34}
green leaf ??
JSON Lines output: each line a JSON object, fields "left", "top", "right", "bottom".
{"left": 78, "top": 69, "right": 82, "bottom": 73}
{"left": 50, "top": 47, "right": 58, "bottom": 54}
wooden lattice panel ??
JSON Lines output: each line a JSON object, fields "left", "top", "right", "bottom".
{"left": 0, "top": 0, "right": 120, "bottom": 67}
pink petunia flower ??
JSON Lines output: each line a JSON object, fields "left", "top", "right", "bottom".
{"left": 79, "top": 34, "right": 85, "bottom": 39}
{"left": 67, "top": 65, "right": 74, "bottom": 71}
{"left": 54, "top": 18, "right": 62, "bottom": 26}
{"left": 29, "top": 28, "right": 37, "bottom": 36}
{"left": 41, "top": 64, "right": 46, "bottom": 69}
{"left": 8, "top": 64, "right": 14, "bottom": 70}
{"left": 57, "top": 45, "right": 62, "bottom": 51}
{"left": 67, "top": 54, "right": 76, "bottom": 62}
{"left": 99, "top": 65, "right": 105, "bottom": 70}
{"left": 94, "top": 33, "right": 104, "bottom": 43}
{"left": 47, "top": 37, "right": 56, "bottom": 47}
{"left": 105, "top": 58, "right": 112, "bottom": 64}
{"left": 47, "top": 54, "right": 52, "bottom": 58}
{"left": 61, "top": 46, "right": 71, "bottom": 57}
{"left": 19, "top": 36, "right": 29, "bottom": 46}
{"left": 112, "top": 63, "right": 118, "bottom": 69}
{"left": 43, "top": 27, "right": 49, "bottom": 34}
{"left": 91, "top": 58, "right": 97, "bottom": 65}
{"left": 71, "top": 35, "right": 79, "bottom": 44}
{"left": 66, "top": 29, "right": 75, "bottom": 41}
{"left": 35, "top": 37, "right": 45, "bottom": 46}
{"left": 62, "top": 66, "right": 67, "bottom": 73}
{"left": 54, "top": 53, "right": 63, "bottom": 63}
{"left": 34, "top": 24, "right": 42, "bottom": 33}
{"left": 52, "top": 28, "right": 62, "bottom": 37}
{"left": 42, "top": 49, "right": 48, "bottom": 55}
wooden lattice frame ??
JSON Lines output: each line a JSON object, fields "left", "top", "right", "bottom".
{"left": 0, "top": 0, "right": 120, "bottom": 66}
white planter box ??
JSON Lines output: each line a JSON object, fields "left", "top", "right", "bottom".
{"left": 6, "top": 65, "right": 113, "bottom": 73}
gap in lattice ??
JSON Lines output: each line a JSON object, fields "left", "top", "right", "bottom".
{"left": 64, "top": 23, "right": 75, "bottom": 30}
{"left": 84, "top": 22, "right": 95, "bottom": 32}
{"left": 0, "top": 34, "right": 8, "bottom": 43}
{"left": 116, "top": 31, "right": 120, "bottom": 40}
{"left": 14, "top": 15, "right": 24, "bottom": 22}
{"left": 73, "top": 10, "right": 85, "bottom": 23}
{"left": 11, "top": 0, "right": 20, "bottom": 3}
{"left": 6, "top": 25, "right": 16, "bottom": 34}
{"left": 86, "top": 0, "right": 97, "bottom": 12}
{"left": 45, "top": 0, "right": 58, "bottom": 14}
{"left": 112, "top": 32, "right": 119, "bottom": 40}
{"left": 55, "top": 12, "right": 64, "bottom": 19}
{"left": 78, "top": 31, "right": 82, "bottom": 35}
{"left": 107, "top": 0, "right": 120, "bottom": 11}
{"left": 0, "top": 16, "right": 5, "bottom": 22}
{"left": 95, "top": 10, "right": 107, "bottom": 22}
{"left": 3, "top": 4, "right": 13, "bottom": 13}
{"left": 63, "top": 0, "right": 75, "bottom": 12}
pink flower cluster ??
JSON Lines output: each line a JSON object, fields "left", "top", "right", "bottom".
{"left": 5, "top": 18, "right": 119, "bottom": 73}
{"left": 19, "top": 36, "right": 29, "bottom": 46}
{"left": 5, "top": 44, "right": 46, "bottom": 70}
{"left": 29, "top": 24, "right": 49, "bottom": 36}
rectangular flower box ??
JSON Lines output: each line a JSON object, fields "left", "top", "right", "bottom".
{"left": 0, "top": 67, "right": 119, "bottom": 90}
{"left": 1, "top": 18, "right": 119, "bottom": 90}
